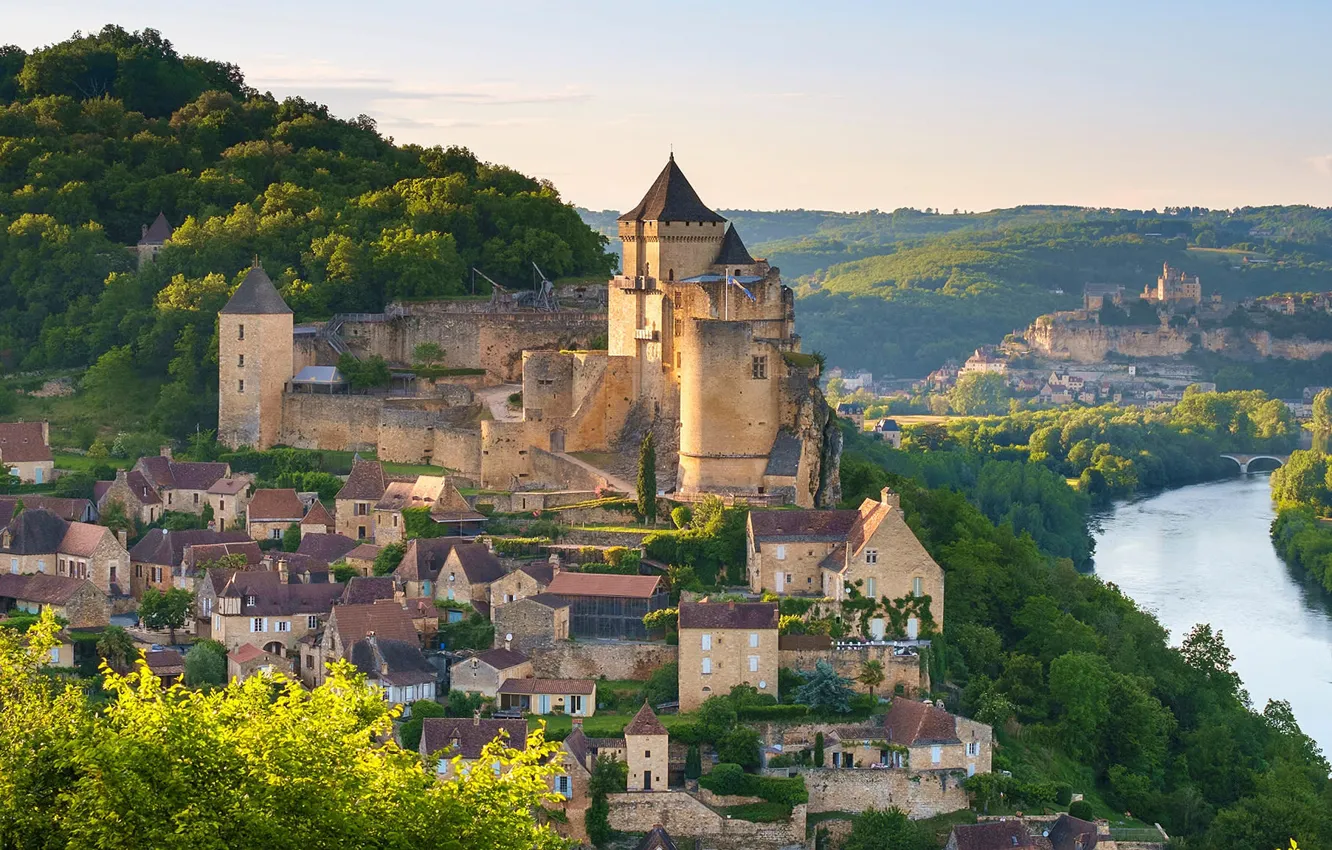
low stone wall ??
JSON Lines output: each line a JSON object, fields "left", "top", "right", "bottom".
{"left": 696, "top": 788, "right": 763, "bottom": 807}
{"left": 607, "top": 791, "right": 806, "bottom": 850}
{"left": 558, "top": 529, "right": 654, "bottom": 548}
{"left": 802, "top": 768, "right": 968, "bottom": 819}
{"left": 529, "top": 640, "right": 677, "bottom": 681}
{"left": 779, "top": 643, "right": 928, "bottom": 695}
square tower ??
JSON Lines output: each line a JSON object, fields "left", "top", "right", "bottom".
{"left": 624, "top": 703, "right": 669, "bottom": 792}
{"left": 218, "top": 263, "right": 294, "bottom": 450}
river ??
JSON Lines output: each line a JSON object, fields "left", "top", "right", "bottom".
{"left": 1092, "top": 474, "right": 1332, "bottom": 755}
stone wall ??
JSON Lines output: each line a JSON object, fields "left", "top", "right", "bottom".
{"left": 529, "top": 640, "right": 677, "bottom": 681}
{"left": 556, "top": 529, "right": 653, "bottom": 548}
{"left": 1027, "top": 320, "right": 1332, "bottom": 364}
{"left": 278, "top": 394, "right": 382, "bottom": 452}
{"left": 801, "top": 768, "right": 969, "bottom": 818}
{"left": 607, "top": 791, "right": 806, "bottom": 850}
{"left": 778, "top": 644, "right": 928, "bottom": 695}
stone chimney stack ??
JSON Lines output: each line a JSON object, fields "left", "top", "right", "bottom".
{"left": 277, "top": 558, "right": 289, "bottom": 584}
{"left": 473, "top": 708, "right": 481, "bottom": 727}
{"left": 117, "top": 529, "right": 128, "bottom": 548}
{"left": 160, "top": 445, "right": 173, "bottom": 460}
{"left": 142, "top": 224, "right": 148, "bottom": 239}
{"left": 571, "top": 716, "right": 583, "bottom": 730}
{"left": 880, "top": 487, "right": 899, "bottom": 509}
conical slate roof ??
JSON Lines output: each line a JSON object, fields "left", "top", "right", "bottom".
{"left": 618, "top": 154, "right": 726, "bottom": 224}
{"left": 138, "top": 212, "right": 173, "bottom": 245}
{"left": 715, "top": 224, "right": 754, "bottom": 265}
{"left": 220, "top": 263, "right": 293, "bottom": 315}
{"left": 624, "top": 702, "right": 668, "bottom": 736}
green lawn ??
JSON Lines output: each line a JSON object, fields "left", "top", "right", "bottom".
{"left": 53, "top": 453, "right": 133, "bottom": 473}
{"left": 528, "top": 710, "right": 698, "bottom": 738}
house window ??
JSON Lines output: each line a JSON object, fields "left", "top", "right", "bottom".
{"left": 305, "top": 655, "right": 314, "bottom": 669}
{"left": 109, "top": 563, "right": 117, "bottom": 581}
{"left": 748, "top": 655, "right": 759, "bottom": 672}
{"left": 865, "top": 549, "right": 878, "bottom": 565}
{"left": 358, "top": 526, "right": 367, "bottom": 539}
{"left": 701, "top": 633, "right": 711, "bottom": 650}
{"left": 775, "top": 544, "right": 786, "bottom": 561}
{"left": 167, "top": 492, "right": 173, "bottom": 505}
{"left": 49, "top": 647, "right": 60, "bottom": 664}
{"left": 673, "top": 319, "right": 682, "bottom": 337}
{"left": 277, "top": 620, "right": 290, "bottom": 633}
{"left": 202, "top": 598, "right": 212, "bottom": 616}
{"left": 245, "top": 595, "right": 255, "bottom": 606}
{"left": 392, "top": 514, "right": 398, "bottom": 527}
{"left": 447, "top": 588, "right": 455, "bottom": 601}
{"left": 751, "top": 356, "right": 767, "bottom": 379}
{"left": 701, "top": 658, "right": 712, "bottom": 675}
{"left": 271, "top": 529, "right": 283, "bottom": 540}
{"left": 931, "top": 746, "right": 942, "bottom": 765}
{"left": 786, "top": 572, "right": 793, "bottom": 586}
{"left": 238, "top": 354, "right": 244, "bottom": 367}
{"left": 193, "top": 493, "right": 199, "bottom": 505}
{"left": 220, "top": 498, "right": 225, "bottom": 510}
{"left": 966, "top": 742, "right": 980, "bottom": 757}
{"left": 135, "top": 564, "right": 142, "bottom": 577}
{"left": 355, "top": 503, "right": 369, "bottom": 516}
{"left": 866, "top": 577, "right": 876, "bottom": 598}
{"left": 152, "top": 566, "right": 163, "bottom": 583}
{"left": 912, "top": 577, "right": 923, "bottom": 597}
{"left": 9, "top": 558, "right": 16, "bottom": 574}
{"left": 213, "top": 615, "right": 221, "bottom": 632}
{"left": 251, "top": 617, "right": 265, "bottom": 633}
{"left": 238, "top": 379, "right": 245, "bottom": 393}
{"left": 749, "top": 633, "right": 759, "bottom": 648}
{"left": 308, "top": 615, "right": 318, "bottom": 629}
{"left": 37, "top": 559, "right": 45, "bottom": 573}
{"left": 555, "top": 775, "right": 572, "bottom": 799}
{"left": 449, "top": 572, "right": 456, "bottom": 582}
{"left": 644, "top": 750, "right": 650, "bottom": 758}
{"left": 238, "top": 323, "right": 244, "bottom": 340}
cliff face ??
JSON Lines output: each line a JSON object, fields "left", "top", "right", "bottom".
{"left": 1027, "top": 321, "right": 1332, "bottom": 363}
{"left": 814, "top": 398, "right": 843, "bottom": 508}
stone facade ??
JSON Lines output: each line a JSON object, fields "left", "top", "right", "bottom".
{"left": 778, "top": 640, "right": 928, "bottom": 696}
{"left": 528, "top": 639, "right": 675, "bottom": 681}
{"left": 802, "top": 768, "right": 969, "bottom": 819}
{"left": 450, "top": 652, "right": 533, "bottom": 699}
{"left": 606, "top": 791, "right": 806, "bottom": 850}
{"left": 218, "top": 266, "right": 294, "bottom": 450}
{"left": 677, "top": 601, "right": 779, "bottom": 712}
{"left": 494, "top": 597, "right": 571, "bottom": 656}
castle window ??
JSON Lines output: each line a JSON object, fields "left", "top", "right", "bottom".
{"left": 751, "top": 356, "right": 768, "bottom": 380}
{"left": 238, "top": 380, "right": 245, "bottom": 393}
{"left": 667, "top": 269, "right": 674, "bottom": 281}
{"left": 238, "top": 324, "right": 244, "bottom": 340}
{"left": 674, "top": 320, "right": 682, "bottom": 337}
{"left": 238, "top": 354, "right": 244, "bottom": 367}
{"left": 673, "top": 292, "right": 682, "bottom": 308}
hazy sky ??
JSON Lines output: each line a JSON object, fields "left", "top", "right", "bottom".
{"left": 8, "top": 1, "right": 1332, "bottom": 213}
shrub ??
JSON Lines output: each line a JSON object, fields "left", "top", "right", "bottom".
{"left": 670, "top": 505, "right": 692, "bottom": 529}
{"left": 685, "top": 744, "right": 702, "bottom": 780}
{"left": 399, "top": 700, "right": 447, "bottom": 750}
{"left": 722, "top": 802, "right": 791, "bottom": 823}
{"left": 1055, "top": 782, "right": 1073, "bottom": 806}
{"left": 704, "top": 763, "right": 748, "bottom": 795}
{"left": 755, "top": 775, "right": 808, "bottom": 806}
{"left": 738, "top": 704, "right": 809, "bottom": 721}
{"left": 814, "top": 732, "right": 824, "bottom": 767}
{"left": 1068, "top": 799, "right": 1094, "bottom": 820}
{"left": 717, "top": 726, "right": 761, "bottom": 770}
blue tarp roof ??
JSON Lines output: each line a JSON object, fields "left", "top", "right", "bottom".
{"left": 679, "top": 274, "right": 764, "bottom": 284}
{"left": 292, "top": 366, "right": 346, "bottom": 384}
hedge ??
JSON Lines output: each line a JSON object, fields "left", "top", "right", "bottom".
{"left": 737, "top": 704, "right": 809, "bottom": 721}
{"left": 699, "top": 766, "right": 808, "bottom": 807}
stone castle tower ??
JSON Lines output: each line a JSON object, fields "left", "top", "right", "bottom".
{"left": 218, "top": 262, "right": 294, "bottom": 450}
{"left": 136, "top": 212, "right": 173, "bottom": 269}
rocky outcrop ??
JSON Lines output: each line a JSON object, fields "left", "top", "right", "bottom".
{"left": 1027, "top": 319, "right": 1332, "bottom": 363}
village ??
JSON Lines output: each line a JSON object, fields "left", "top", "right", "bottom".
{"left": 0, "top": 160, "right": 1151, "bottom": 850}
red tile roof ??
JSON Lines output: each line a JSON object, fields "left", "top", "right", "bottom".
{"left": 948, "top": 821, "right": 1034, "bottom": 850}
{"left": 301, "top": 499, "right": 333, "bottom": 527}
{"left": 246, "top": 489, "right": 305, "bottom": 522}
{"left": 498, "top": 677, "right": 596, "bottom": 696}
{"left": 336, "top": 458, "right": 387, "bottom": 501}
{"left": 546, "top": 572, "right": 662, "bottom": 599}
{"left": 882, "top": 698, "right": 960, "bottom": 746}
{"left": 420, "top": 717, "right": 528, "bottom": 760}
{"left": 748, "top": 509, "right": 859, "bottom": 541}
{"left": 329, "top": 602, "right": 419, "bottom": 647}
{"left": 678, "top": 600, "right": 778, "bottom": 631}
{"left": 624, "top": 703, "right": 668, "bottom": 736}
{"left": 59, "top": 522, "right": 114, "bottom": 558}
{"left": 0, "top": 422, "right": 51, "bottom": 463}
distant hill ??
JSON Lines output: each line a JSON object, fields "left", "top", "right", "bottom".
{"left": 582, "top": 206, "right": 1332, "bottom": 378}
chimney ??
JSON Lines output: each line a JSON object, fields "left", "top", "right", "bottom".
{"left": 880, "top": 487, "right": 899, "bottom": 509}
{"left": 548, "top": 552, "right": 561, "bottom": 575}
{"left": 473, "top": 708, "right": 481, "bottom": 727}
{"left": 277, "top": 558, "right": 289, "bottom": 583}
{"left": 116, "top": 529, "right": 128, "bottom": 548}
{"left": 141, "top": 224, "right": 148, "bottom": 238}
{"left": 41, "top": 421, "right": 49, "bottom": 445}
{"left": 504, "top": 637, "right": 511, "bottom": 652}
{"left": 728, "top": 601, "right": 736, "bottom": 611}
{"left": 160, "top": 445, "right": 173, "bottom": 460}
{"left": 571, "top": 716, "right": 583, "bottom": 730}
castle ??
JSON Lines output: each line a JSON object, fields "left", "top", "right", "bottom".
{"left": 1142, "top": 262, "right": 1202, "bottom": 305}
{"left": 217, "top": 156, "right": 840, "bottom": 507}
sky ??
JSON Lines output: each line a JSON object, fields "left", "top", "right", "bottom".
{"left": 7, "top": 0, "right": 1332, "bottom": 213}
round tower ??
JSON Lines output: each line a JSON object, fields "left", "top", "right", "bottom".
{"left": 218, "top": 262, "right": 294, "bottom": 450}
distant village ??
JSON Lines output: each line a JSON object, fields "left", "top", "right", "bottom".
{"left": 0, "top": 160, "right": 1156, "bottom": 850}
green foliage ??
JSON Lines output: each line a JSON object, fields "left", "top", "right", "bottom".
{"left": 182, "top": 639, "right": 227, "bottom": 687}
{"left": 281, "top": 522, "right": 301, "bottom": 552}
{"left": 269, "top": 470, "right": 343, "bottom": 503}
{"left": 684, "top": 744, "right": 702, "bottom": 780}
{"left": 636, "top": 432, "right": 657, "bottom": 524}
{"left": 643, "top": 662, "right": 679, "bottom": 707}
{"left": 813, "top": 731, "right": 824, "bottom": 768}
{"left": 1068, "top": 799, "right": 1094, "bottom": 820}
{"left": 444, "top": 690, "right": 484, "bottom": 718}
{"left": 641, "top": 607, "right": 678, "bottom": 635}
{"left": 1270, "top": 506, "right": 1332, "bottom": 592}
{"left": 670, "top": 505, "right": 692, "bottom": 529}
{"left": 795, "top": 659, "right": 855, "bottom": 714}
{"left": 842, "top": 807, "right": 927, "bottom": 850}
{"left": 695, "top": 695, "right": 739, "bottom": 743}
{"left": 716, "top": 725, "right": 761, "bottom": 770}
{"left": 585, "top": 755, "right": 627, "bottom": 847}
{"left": 399, "top": 699, "right": 447, "bottom": 750}
{"left": 331, "top": 561, "right": 357, "bottom": 583}
{"left": 338, "top": 354, "right": 392, "bottom": 390}
{"left": 948, "top": 372, "right": 1009, "bottom": 415}
{"left": 736, "top": 704, "right": 809, "bottom": 721}
{"left": 702, "top": 763, "right": 747, "bottom": 795}
{"left": 95, "top": 625, "right": 136, "bottom": 674}
{"left": 1269, "top": 449, "right": 1330, "bottom": 511}
{"left": 373, "top": 542, "right": 406, "bottom": 576}
{"left": 643, "top": 497, "right": 747, "bottom": 586}
{"left": 437, "top": 614, "right": 494, "bottom": 652}
{"left": 137, "top": 587, "right": 193, "bottom": 643}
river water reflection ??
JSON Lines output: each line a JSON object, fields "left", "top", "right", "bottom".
{"left": 1091, "top": 474, "right": 1332, "bottom": 754}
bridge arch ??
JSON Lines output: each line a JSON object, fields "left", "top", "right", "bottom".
{"left": 1220, "top": 453, "right": 1287, "bottom": 474}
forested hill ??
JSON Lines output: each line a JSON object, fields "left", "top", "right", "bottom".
{"left": 0, "top": 26, "right": 615, "bottom": 383}
{"left": 581, "top": 206, "right": 1332, "bottom": 379}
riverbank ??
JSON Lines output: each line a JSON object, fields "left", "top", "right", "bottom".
{"left": 1091, "top": 475, "right": 1332, "bottom": 754}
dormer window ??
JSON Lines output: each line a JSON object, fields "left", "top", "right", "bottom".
{"left": 245, "top": 595, "right": 255, "bottom": 606}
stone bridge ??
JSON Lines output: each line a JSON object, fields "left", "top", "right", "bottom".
{"left": 1220, "top": 453, "right": 1289, "bottom": 474}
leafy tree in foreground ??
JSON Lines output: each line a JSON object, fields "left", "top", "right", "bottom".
{"left": 0, "top": 610, "right": 569, "bottom": 849}
{"left": 137, "top": 587, "right": 194, "bottom": 645}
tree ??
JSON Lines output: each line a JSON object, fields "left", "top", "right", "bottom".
{"left": 138, "top": 587, "right": 193, "bottom": 645}
{"left": 1048, "top": 651, "right": 1111, "bottom": 759}
{"left": 96, "top": 625, "right": 136, "bottom": 674}
{"left": 843, "top": 807, "right": 925, "bottom": 850}
{"left": 637, "top": 431, "right": 657, "bottom": 523}
{"left": 99, "top": 498, "right": 135, "bottom": 540}
{"left": 373, "top": 542, "right": 406, "bottom": 576}
{"left": 948, "top": 372, "right": 1008, "bottom": 416}
{"left": 696, "top": 695, "right": 738, "bottom": 742}
{"left": 716, "top": 725, "right": 761, "bottom": 770}
{"left": 814, "top": 731, "right": 825, "bottom": 768}
{"left": 670, "top": 505, "right": 692, "bottom": 529}
{"left": 81, "top": 346, "right": 138, "bottom": 411}
{"left": 796, "top": 659, "right": 855, "bottom": 714}
{"left": 585, "top": 755, "right": 627, "bottom": 847}
{"left": 183, "top": 639, "right": 227, "bottom": 687}
{"left": 684, "top": 744, "right": 702, "bottom": 780}
{"left": 1312, "top": 388, "right": 1332, "bottom": 435}
{"left": 413, "top": 342, "right": 445, "bottom": 366}
{"left": 857, "top": 659, "right": 885, "bottom": 700}
{"left": 282, "top": 522, "right": 301, "bottom": 552}
{"left": 399, "top": 699, "right": 447, "bottom": 750}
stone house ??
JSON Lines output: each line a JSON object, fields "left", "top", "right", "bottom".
{"left": 488, "top": 560, "right": 556, "bottom": 611}
{"left": 97, "top": 468, "right": 165, "bottom": 526}
{"left": 420, "top": 716, "right": 529, "bottom": 780}
{"left": 497, "top": 677, "right": 596, "bottom": 716}
{"left": 871, "top": 418, "right": 902, "bottom": 449}
{"left": 677, "top": 599, "right": 779, "bottom": 712}
{"left": 0, "top": 573, "right": 109, "bottom": 628}
{"left": 195, "top": 568, "right": 343, "bottom": 659}
{"left": 747, "top": 509, "right": 860, "bottom": 596}
{"left": 343, "top": 543, "right": 381, "bottom": 576}
{"left": 226, "top": 643, "right": 288, "bottom": 683}
{"left": 245, "top": 488, "right": 307, "bottom": 541}
{"left": 299, "top": 499, "right": 333, "bottom": 535}
{"left": 296, "top": 532, "right": 359, "bottom": 565}
{"left": 0, "top": 421, "right": 53, "bottom": 484}
{"left": 450, "top": 646, "right": 533, "bottom": 699}
{"left": 835, "top": 402, "right": 866, "bottom": 429}
{"left": 428, "top": 542, "right": 503, "bottom": 608}
{"left": 374, "top": 475, "right": 485, "bottom": 544}
{"left": 144, "top": 648, "right": 185, "bottom": 685}
{"left": 545, "top": 572, "right": 668, "bottom": 640}
{"left": 300, "top": 601, "right": 436, "bottom": 705}
{"left": 135, "top": 451, "right": 232, "bottom": 516}
{"left": 206, "top": 477, "right": 251, "bottom": 532}
{"left": 0, "top": 496, "right": 95, "bottom": 527}
{"left": 943, "top": 821, "right": 1034, "bottom": 850}
{"left": 823, "top": 698, "right": 991, "bottom": 778}
{"left": 335, "top": 458, "right": 388, "bottom": 541}
{"left": 493, "top": 593, "right": 570, "bottom": 655}
{"left": 393, "top": 537, "right": 467, "bottom": 599}
{"left": 1, "top": 509, "right": 130, "bottom": 599}
{"left": 129, "top": 528, "right": 251, "bottom": 598}
{"left": 136, "top": 212, "right": 172, "bottom": 266}
{"left": 819, "top": 488, "right": 946, "bottom": 636}
{"left": 623, "top": 703, "right": 669, "bottom": 792}
{"left": 338, "top": 575, "right": 397, "bottom": 606}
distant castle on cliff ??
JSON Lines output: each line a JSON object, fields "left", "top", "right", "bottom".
{"left": 1142, "top": 262, "right": 1202, "bottom": 305}
{"left": 214, "top": 156, "right": 840, "bottom": 508}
